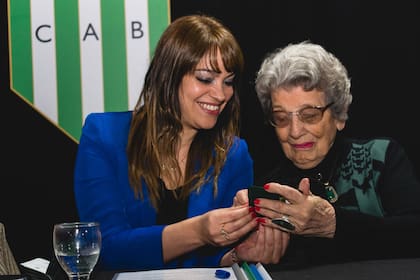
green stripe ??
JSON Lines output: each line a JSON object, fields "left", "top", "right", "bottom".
{"left": 55, "top": 0, "right": 82, "bottom": 140}
{"left": 9, "top": 0, "right": 33, "bottom": 102}
{"left": 148, "top": 0, "right": 170, "bottom": 57}
{"left": 101, "top": 0, "right": 128, "bottom": 111}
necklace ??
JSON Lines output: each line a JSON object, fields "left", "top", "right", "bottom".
{"left": 312, "top": 143, "right": 344, "bottom": 204}
{"left": 161, "top": 157, "right": 186, "bottom": 172}
{"left": 314, "top": 173, "right": 338, "bottom": 203}
{"left": 161, "top": 164, "right": 175, "bottom": 172}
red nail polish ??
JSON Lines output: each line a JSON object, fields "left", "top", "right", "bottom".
{"left": 263, "top": 184, "right": 270, "bottom": 190}
{"left": 254, "top": 199, "right": 260, "bottom": 205}
{"left": 256, "top": 218, "right": 266, "bottom": 224}
{"left": 248, "top": 206, "right": 255, "bottom": 213}
{"left": 255, "top": 206, "right": 261, "bottom": 211}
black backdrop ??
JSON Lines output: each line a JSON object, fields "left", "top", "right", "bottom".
{"left": 1, "top": 0, "right": 419, "bottom": 263}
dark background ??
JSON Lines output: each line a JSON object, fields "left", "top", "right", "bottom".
{"left": 1, "top": 0, "right": 419, "bottom": 264}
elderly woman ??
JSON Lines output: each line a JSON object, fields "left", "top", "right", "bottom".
{"left": 236, "top": 41, "right": 420, "bottom": 267}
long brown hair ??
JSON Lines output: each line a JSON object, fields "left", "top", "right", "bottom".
{"left": 127, "top": 14, "right": 244, "bottom": 210}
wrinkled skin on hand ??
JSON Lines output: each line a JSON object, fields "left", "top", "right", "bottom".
{"left": 241, "top": 178, "right": 336, "bottom": 238}
{"left": 235, "top": 224, "right": 289, "bottom": 264}
{"left": 231, "top": 189, "right": 289, "bottom": 264}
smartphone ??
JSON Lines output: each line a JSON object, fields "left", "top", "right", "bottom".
{"left": 248, "top": 185, "right": 286, "bottom": 207}
{"left": 248, "top": 185, "right": 295, "bottom": 231}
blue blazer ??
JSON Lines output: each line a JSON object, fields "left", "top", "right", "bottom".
{"left": 74, "top": 112, "right": 253, "bottom": 271}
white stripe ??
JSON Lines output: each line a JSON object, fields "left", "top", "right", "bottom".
{"left": 79, "top": 0, "right": 104, "bottom": 121}
{"left": 125, "top": 0, "right": 150, "bottom": 109}
{"left": 31, "top": 0, "right": 58, "bottom": 122}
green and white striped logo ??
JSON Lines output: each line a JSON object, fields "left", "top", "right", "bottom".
{"left": 8, "top": 0, "right": 170, "bottom": 141}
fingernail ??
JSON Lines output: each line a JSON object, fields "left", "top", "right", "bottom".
{"left": 256, "top": 218, "right": 266, "bottom": 224}
{"left": 248, "top": 206, "right": 255, "bottom": 213}
{"left": 263, "top": 184, "right": 270, "bottom": 190}
{"left": 254, "top": 199, "right": 260, "bottom": 205}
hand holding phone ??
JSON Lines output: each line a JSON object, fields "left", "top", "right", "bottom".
{"left": 247, "top": 185, "right": 285, "bottom": 207}
{"left": 248, "top": 185, "right": 295, "bottom": 231}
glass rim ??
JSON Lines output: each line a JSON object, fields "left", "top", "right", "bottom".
{"left": 54, "top": 221, "right": 99, "bottom": 228}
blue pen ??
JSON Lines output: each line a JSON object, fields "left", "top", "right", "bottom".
{"left": 215, "top": 269, "right": 231, "bottom": 279}
{"left": 249, "top": 263, "right": 264, "bottom": 280}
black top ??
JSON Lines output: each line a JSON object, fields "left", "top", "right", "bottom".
{"left": 156, "top": 180, "right": 189, "bottom": 225}
{"left": 257, "top": 134, "right": 420, "bottom": 269}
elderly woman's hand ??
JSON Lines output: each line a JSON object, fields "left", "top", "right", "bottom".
{"left": 255, "top": 178, "right": 336, "bottom": 238}
{"left": 233, "top": 224, "right": 289, "bottom": 265}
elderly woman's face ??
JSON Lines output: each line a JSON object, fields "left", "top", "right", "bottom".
{"left": 271, "top": 86, "right": 345, "bottom": 169}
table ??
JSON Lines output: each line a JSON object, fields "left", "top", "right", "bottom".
{"left": 268, "top": 258, "right": 420, "bottom": 280}
{"left": 90, "top": 258, "right": 420, "bottom": 280}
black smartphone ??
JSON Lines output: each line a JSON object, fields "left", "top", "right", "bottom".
{"left": 248, "top": 185, "right": 295, "bottom": 231}
{"left": 248, "top": 185, "right": 286, "bottom": 207}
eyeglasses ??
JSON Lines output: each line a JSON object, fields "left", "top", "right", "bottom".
{"left": 269, "top": 102, "right": 334, "bottom": 128}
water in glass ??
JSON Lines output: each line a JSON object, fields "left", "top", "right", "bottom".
{"left": 53, "top": 222, "right": 101, "bottom": 280}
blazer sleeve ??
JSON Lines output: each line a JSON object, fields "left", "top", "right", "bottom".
{"left": 74, "top": 113, "right": 166, "bottom": 270}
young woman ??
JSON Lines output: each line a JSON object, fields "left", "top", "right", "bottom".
{"left": 74, "top": 15, "right": 282, "bottom": 271}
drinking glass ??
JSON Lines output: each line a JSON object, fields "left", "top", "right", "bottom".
{"left": 53, "top": 222, "right": 102, "bottom": 280}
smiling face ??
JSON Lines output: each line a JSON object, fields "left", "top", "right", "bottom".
{"left": 178, "top": 50, "right": 235, "bottom": 134}
{"left": 271, "top": 86, "right": 345, "bottom": 169}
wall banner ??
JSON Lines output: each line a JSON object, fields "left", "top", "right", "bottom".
{"left": 8, "top": 0, "right": 170, "bottom": 141}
